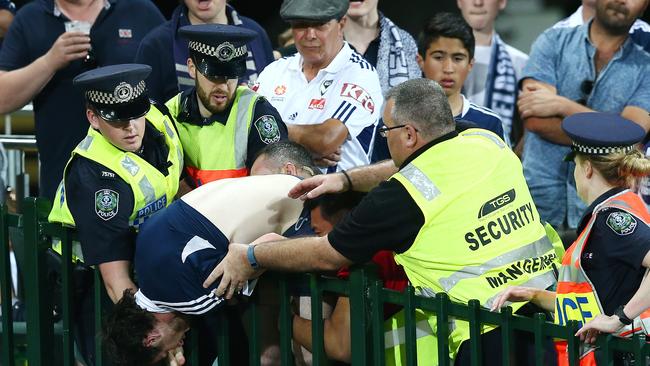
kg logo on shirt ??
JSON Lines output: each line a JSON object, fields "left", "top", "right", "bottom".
{"left": 254, "top": 115, "right": 281, "bottom": 144}
{"left": 95, "top": 189, "right": 119, "bottom": 221}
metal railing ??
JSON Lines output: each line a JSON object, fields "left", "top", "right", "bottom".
{"left": 1, "top": 198, "right": 650, "bottom": 365}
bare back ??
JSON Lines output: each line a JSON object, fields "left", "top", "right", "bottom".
{"left": 180, "top": 175, "right": 304, "bottom": 243}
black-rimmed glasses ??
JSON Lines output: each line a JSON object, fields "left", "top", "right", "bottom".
{"left": 378, "top": 124, "right": 409, "bottom": 138}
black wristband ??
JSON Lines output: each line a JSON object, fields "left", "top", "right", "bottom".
{"left": 614, "top": 305, "right": 633, "bottom": 325}
{"left": 341, "top": 170, "right": 353, "bottom": 191}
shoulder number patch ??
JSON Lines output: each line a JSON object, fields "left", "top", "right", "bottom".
{"left": 95, "top": 189, "right": 119, "bottom": 221}
{"left": 606, "top": 211, "right": 637, "bottom": 236}
{"left": 254, "top": 115, "right": 281, "bottom": 144}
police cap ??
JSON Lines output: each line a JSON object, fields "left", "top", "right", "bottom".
{"left": 178, "top": 24, "right": 257, "bottom": 80}
{"left": 280, "top": 0, "right": 349, "bottom": 22}
{"left": 562, "top": 112, "right": 645, "bottom": 161}
{"left": 74, "top": 64, "right": 151, "bottom": 123}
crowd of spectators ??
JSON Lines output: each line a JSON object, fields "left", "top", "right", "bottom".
{"left": 1, "top": 0, "right": 650, "bottom": 365}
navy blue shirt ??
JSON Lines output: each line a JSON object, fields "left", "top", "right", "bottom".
{"left": 134, "top": 4, "right": 274, "bottom": 105}
{"left": 0, "top": 0, "right": 164, "bottom": 202}
{"left": 577, "top": 188, "right": 650, "bottom": 316}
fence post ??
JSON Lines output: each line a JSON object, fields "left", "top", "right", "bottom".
{"left": 22, "top": 197, "right": 54, "bottom": 365}
{"left": 349, "top": 266, "right": 372, "bottom": 366}
{"left": 467, "top": 299, "right": 482, "bottom": 366}
{"left": 0, "top": 204, "right": 15, "bottom": 366}
{"left": 370, "top": 280, "right": 385, "bottom": 366}
{"left": 499, "top": 306, "right": 513, "bottom": 366}
{"left": 566, "top": 320, "right": 580, "bottom": 366}
{"left": 309, "top": 273, "right": 326, "bottom": 366}
{"left": 59, "top": 227, "right": 75, "bottom": 366}
{"left": 436, "top": 292, "right": 451, "bottom": 366}
{"left": 404, "top": 286, "right": 417, "bottom": 366}
{"left": 278, "top": 273, "right": 294, "bottom": 366}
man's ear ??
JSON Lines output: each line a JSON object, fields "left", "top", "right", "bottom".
{"left": 404, "top": 124, "right": 419, "bottom": 149}
{"left": 282, "top": 162, "right": 298, "bottom": 176}
{"left": 187, "top": 58, "right": 197, "bottom": 80}
{"left": 143, "top": 328, "right": 162, "bottom": 348}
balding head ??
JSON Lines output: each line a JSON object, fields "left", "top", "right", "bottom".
{"left": 385, "top": 78, "right": 455, "bottom": 141}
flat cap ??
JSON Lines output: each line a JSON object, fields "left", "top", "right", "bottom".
{"left": 562, "top": 112, "right": 645, "bottom": 161}
{"left": 179, "top": 24, "right": 257, "bottom": 79}
{"left": 280, "top": 0, "right": 349, "bottom": 22}
{"left": 74, "top": 64, "right": 151, "bottom": 122}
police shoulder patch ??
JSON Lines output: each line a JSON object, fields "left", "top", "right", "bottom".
{"left": 606, "top": 211, "right": 637, "bottom": 236}
{"left": 95, "top": 189, "right": 119, "bottom": 221}
{"left": 254, "top": 115, "right": 281, "bottom": 144}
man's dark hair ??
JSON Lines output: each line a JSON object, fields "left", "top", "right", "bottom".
{"left": 304, "top": 191, "right": 365, "bottom": 220}
{"left": 102, "top": 289, "right": 161, "bottom": 365}
{"left": 255, "top": 141, "right": 319, "bottom": 175}
{"left": 417, "top": 12, "right": 475, "bottom": 60}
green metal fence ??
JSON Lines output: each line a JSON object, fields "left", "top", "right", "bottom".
{"left": 1, "top": 197, "right": 650, "bottom": 365}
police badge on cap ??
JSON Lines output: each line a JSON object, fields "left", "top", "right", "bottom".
{"left": 74, "top": 64, "right": 152, "bottom": 122}
{"left": 179, "top": 24, "right": 257, "bottom": 80}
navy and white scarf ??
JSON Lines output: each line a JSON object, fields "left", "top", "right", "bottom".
{"left": 171, "top": 5, "right": 258, "bottom": 91}
{"left": 376, "top": 14, "right": 411, "bottom": 94}
{"left": 484, "top": 34, "right": 518, "bottom": 143}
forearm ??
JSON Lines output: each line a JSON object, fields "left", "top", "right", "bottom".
{"left": 531, "top": 289, "right": 556, "bottom": 312}
{"left": 287, "top": 119, "right": 348, "bottom": 156}
{"left": 621, "top": 273, "right": 650, "bottom": 319}
{"left": 292, "top": 314, "right": 314, "bottom": 352}
{"left": 523, "top": 117, "right": 572, "bottom": 145}
{"left": 346, "top": 160, "right": 397, "bottom": 192}
{"left": 255, "top": 236, "right": 351, "bottom": 272}
{"left": 98, "top": 260, "right": 137, "bottom": 303}
{"left": 0, "top": 56, "right": 58, "bottom": 113}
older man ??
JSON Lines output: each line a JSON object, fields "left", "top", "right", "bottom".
{"left": 208, "top": 79, "right": 558, "bottom": 365}
{"left": 253, "top": 0, "right": 383, "bottom": 172}
{"left": 519, "top": 0, "right": 650, "bottom": 234}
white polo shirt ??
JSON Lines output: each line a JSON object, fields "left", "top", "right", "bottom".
{"left": 254, "top": 42, "right": 383, "bottom": 172}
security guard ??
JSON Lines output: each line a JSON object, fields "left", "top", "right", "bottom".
{"left": 167, "top": 24, "right": 288, "bottom": 188}
{"left": 48, "top": 64, "right": 183, "bottom": 364}
{"left": 492, "top": 113, "right": 650, "bottom": 365}
{"left": 207, "top": 79, "right": 559, "bottom": 365}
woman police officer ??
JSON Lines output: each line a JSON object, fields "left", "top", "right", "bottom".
{"left": 491, "top": 112, "right": 650, "bottom": 365}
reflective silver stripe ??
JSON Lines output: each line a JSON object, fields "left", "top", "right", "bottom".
{"left": 121, "top": 155, "right": 140, "bottom": 176}
{"left": 162, "top": 118, "right": 175, "bottom": 139}
{"left": 177, "top": 77, "right": 194, "bottom": 87}
{"left": 384, "top": 319, "right": 434, "bottom": 349}
{"left": 176, "top": 146, "right": 183, "bottom": 167}
{"left": 138, "top": 176, "right": 156, "bottom": 204}
{"left": 77, "top": 135, "right": 93, "bottom": 151}
{"left": 399, "top": 164, "right": 440, "bottom": 201}
{"left": 175, "top": 63, "right": 189, "bottom": 73}
{"left": 484, "top": 269, "right": 557, "bottom": 310}
{"left": 438, "top": 236, "right": 554, "bottom": 292}
{"left": 234, "top": 88, "right": 257, "bottom": 168}
{"left": 462, "top": 131, "right": 506, "bottom": 149}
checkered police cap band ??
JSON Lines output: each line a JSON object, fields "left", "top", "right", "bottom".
{"left": 86, "top": 80, "right": 146, "bottom": 105}
{"left": 571, "top": 142, "right": 636, "bottom": 155}
{"left": 188, "top": 41, "right": 248, "bottom": 62}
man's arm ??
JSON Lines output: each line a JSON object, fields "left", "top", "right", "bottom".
{"left": 98, "top": 260, "right": 137, "bottom": 303}
{"left": 288, "top": 159, "right": 397, "bottom": 199}
{"left": 206, "top": 236, "right": 352, "bottom": 299}
{"left": 287, "top": 119, "right": 348, "bottom": 159}
{"left": 293, "top": 296, "right": 352, "bottom": 363}
{"left": 0, "top": 31, "right": 90, "bottom": 113}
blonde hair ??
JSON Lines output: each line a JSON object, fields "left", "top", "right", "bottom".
{"left": 579, "top": 148, "right": 650, "bottom": 188}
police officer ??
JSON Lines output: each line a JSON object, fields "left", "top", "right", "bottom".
{"left": 48, "top": 64, "right": 183, "bottom": 365}
{"left": 492, "top": 113, "right": 650, "bottom": 365}
{"left": 207, "top": 79, "right": 559, "bottom": 365}
{"left": 166, "top": 24, "right": 288, "bottom": 188}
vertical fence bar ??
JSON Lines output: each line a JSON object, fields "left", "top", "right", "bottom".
{"left": 499, "top": 307, "right": 513, "bottom": 366}
{"left": 248, "top": 293, "right": 261, "bottom": 366}
{"left": 0, "top": 204, "right": 15, "bottom": 366}
{"left": 566, "top": 320, "right": 580, "bottom": 366}
{"left": 278, "top": 274, "right": 294, "bottom": 366}
{"left": 349, "top": 267, "right": 368, "bottom": 366}
{"left": 436, "top": 293, "right": 451, "bottom": 366}
{"left": 533, "top": 313, "right": 545, "bottom": 366}
{"left": 94, "top": 269, "right": 104, "bottom": 366}
{"left": 60, "top": 229, "right": 74, "bottom": 366}
{"left": 370, "top": 280, "right": 385, "bottom": 366}
{"left": 600, "top": 335, "right": 612, "bottom": 366}
{"left": 189, "top": 329, "right": 199, "bottom": 365}
{"left": 309, "top": 273, "right": 326, "bottom": 366}
{"left": 632, "top": 333, "right": 643, "bottom": 365}
{"left": 217, "top": 307, "right": 231, "bottom": 365}
{"left": 404, "top": 286, "right": 417, "bottom": 366}
{"left": 467, "top": 300, "right": 482, "bottom": 366}
{"left": 23, "top": 197, "right": 54, "bottom": 365}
